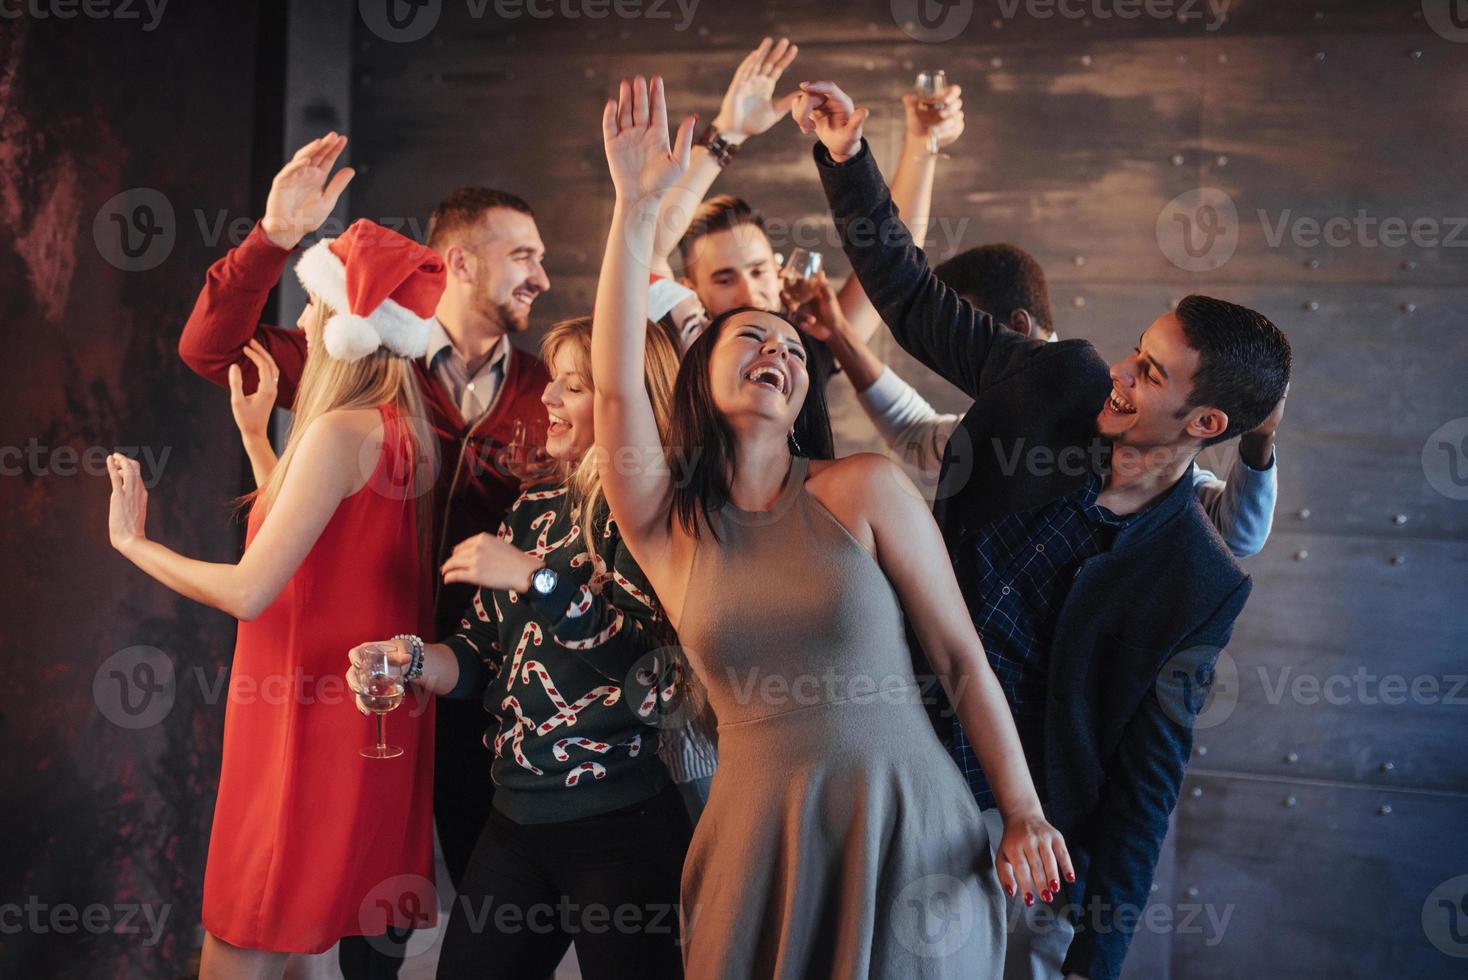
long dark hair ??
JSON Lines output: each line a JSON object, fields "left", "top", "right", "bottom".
{"left": 668, "top": 306, "right": 834, "bottom": 540}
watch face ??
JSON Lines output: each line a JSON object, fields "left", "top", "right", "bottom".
{"left": 532, "top": 567, "right": 558, "bottom": 595}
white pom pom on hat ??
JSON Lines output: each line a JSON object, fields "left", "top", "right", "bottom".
{"left": 294, "top": 219, "right": 447, "bottom": 362}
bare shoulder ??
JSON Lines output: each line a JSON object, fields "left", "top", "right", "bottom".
{"left": 808, "top": 453, "right": 920, "bottom": 511}
{"left": 291, "top": 408, "right": 384, "bottom": 494}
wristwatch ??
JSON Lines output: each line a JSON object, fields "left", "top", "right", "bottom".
{"left": 696, "top": 123, "right": 741, "bottom": 169}
{"left": 530, "top": 566, "right": 560, "bottom": 598}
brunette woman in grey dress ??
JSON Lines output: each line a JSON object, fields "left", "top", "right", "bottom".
{"left": 591, "top": 75, "right": 1074, "bottom": 979}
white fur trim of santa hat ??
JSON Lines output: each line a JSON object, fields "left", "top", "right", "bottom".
{"left": 647, "top": 276, "right": 698, "bottom": 324}
{"left": 294, "top": 237, "right": 435, "bottom": 362}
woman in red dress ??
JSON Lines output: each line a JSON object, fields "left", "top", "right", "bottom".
{"left": 106, "top": 218, "right": 445, "bottom": 979}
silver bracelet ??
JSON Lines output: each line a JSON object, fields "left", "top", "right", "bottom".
{"left": 394, "top": 633, "right": 425, "bottom": 682}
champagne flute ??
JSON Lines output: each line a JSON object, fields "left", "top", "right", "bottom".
{"left": 781, "top": 248, "right": 823, "bottom": 309}
{"left": 353, "top": 647, "right": 405, "bottom": 759}
{"left": 501, "top": 419, "right": 554, "bottom": 482}
{"left": 914, "top": 70, "right": 949, "bottom": 158}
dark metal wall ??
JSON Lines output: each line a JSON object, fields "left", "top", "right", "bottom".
{"left": 347, "top": 1, "right": 1468, "bottom": 976}
{"left": 0, "top": 6, "right": 274, "bottom": 977}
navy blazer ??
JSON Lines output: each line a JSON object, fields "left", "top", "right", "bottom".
{"left": 816, "top": 140, "right": 1252, "bottom": 980}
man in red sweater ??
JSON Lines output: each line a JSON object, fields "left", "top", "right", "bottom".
{"left": 178, "top": 133, "right": 551, "bottom": 977}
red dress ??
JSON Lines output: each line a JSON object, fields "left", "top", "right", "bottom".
{"left": 203, "top": 404, "right": 437, "bottom": 953}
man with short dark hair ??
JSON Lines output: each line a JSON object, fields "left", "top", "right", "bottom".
{"left": 178, "top": 133, "right": 552, "bottom": 980}
{"left": 935, "top": 243, "right": 1058, "bottom": 341}
{"left": 801, "top": 83, "right": 1292, "bottom": 980}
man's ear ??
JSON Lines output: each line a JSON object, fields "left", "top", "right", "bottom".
{"left": 1010, "top": 308, "right": 1034, "bottom": 337}
{"left": 442, "top": 243, "right": 473, "bottom": 283}
{"left": 1185, "top": 406, "right": 1230, "bottom": 443}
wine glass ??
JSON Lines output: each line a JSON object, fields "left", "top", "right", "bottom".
{"left": 781, "top": 248, "right": 823, "bottom": 309}
{"left": 501, "top": 419, "right": 555, "bottom": 482}
{"left": 352, "top": 647, "right": 405, "bottom": 759}
{"left": 914, "top": 70, "right": 949, "bottom": 158}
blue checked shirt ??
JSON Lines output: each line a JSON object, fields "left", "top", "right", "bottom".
{"left": 949, "top": 469, "right": 1136, "bottom": 810}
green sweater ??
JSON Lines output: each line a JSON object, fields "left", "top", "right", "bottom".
{"left": 442, "top": 482, "right": 676, "bottom": 823}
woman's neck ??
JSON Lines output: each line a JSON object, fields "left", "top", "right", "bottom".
{"left": 728, "top": 433, "right": 795, "bottom": 513}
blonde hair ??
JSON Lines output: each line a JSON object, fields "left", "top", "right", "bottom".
{"left": 249, "top": 299, "right": 438, "bottom": 558}
{"left": 540, "top": 316, "right": 678, "bottom": 555}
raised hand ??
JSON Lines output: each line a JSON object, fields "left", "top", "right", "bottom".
{"left": 106, "top": 453, "right": 149, "bottom": 553}
{"left": 791, "top": 81, "right": 869, "bottom": 163}
{"left": 903, "top": 83, "right": 965, "bottom": 151}
{"left": 227, "top": 340, "right": 280, "bottom": 443}
{"left": 260, "top": 132, "right": 355, "bottom": 250}
{"left": 712, "top": 37, "right": 801, "bottom": 142}
{"left": 602, "top": 75, "right": 697, "bottom": 206}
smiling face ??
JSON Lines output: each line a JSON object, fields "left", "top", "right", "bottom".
{"left": 461, "top": 207, "right": 549, "bottom": 333}
{"left": 706, "top": 309, "right": 810, "bottom": 432}
{"left": 542, "top": 342, "right": 595, "bottom": 462}
{"left": 1100, "top": 312, "right": 1226, "bottom": 450}
{"left": 682, "top": 225, "right": 783, "bottom": 316}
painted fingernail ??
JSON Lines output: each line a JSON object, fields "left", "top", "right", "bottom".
{"left": 1050, "top": 879, "right": 1060, "bottom": 892}
{"left": 1024, "top": 893, "right": 1034, "bottom": 907}
{"left": 1065, "top": 872, "right": 1076, "bottom": 883}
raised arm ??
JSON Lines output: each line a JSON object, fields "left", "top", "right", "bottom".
{"left": 836, "top": 83, "right": 965, "bottom": 343}
{"left": 1193, "top": 392, "right": 1283, "bottom": 557}
{"left": 107, "top": 413, "right": 362, "bottom": 621}
{"left": 228, "top": 340, "right": 281, "bottom": 488}
{"left": 650, "top": 38, "right": 799, "bottom": 275}
{"left": 592, "top": 76, "right": 696, "bottom": 566}
{"left": 178, "top": 134, "right": 354, "bottom": 403}
{"left": 841, "top": 453, "right": 1073, "bottom": 904}
{"left": 796, "top": 82, "right": 1004, "bottom": 399}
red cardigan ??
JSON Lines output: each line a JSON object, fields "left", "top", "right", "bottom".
{"left": 179, "top": 222, "right": 550, "bottom": 639}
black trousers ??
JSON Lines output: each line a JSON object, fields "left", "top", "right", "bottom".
{"left": 435, "top": 783, "right": 693, "bottom": 980}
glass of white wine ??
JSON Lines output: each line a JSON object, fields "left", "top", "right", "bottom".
{"left": 914, "top": 70, "right": 949, "bottom": 158}
{"left": 781, "top": 248, "right": 824, "bottom": 308}
{"left": 353, "top": 646, "right": 405, "bottom": 759}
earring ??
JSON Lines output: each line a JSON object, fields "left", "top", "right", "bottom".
{"left": 788, "top": 429, "right": 803, "bottom": 456}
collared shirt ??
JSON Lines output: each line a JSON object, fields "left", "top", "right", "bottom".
{"left": 425, "top": 321, "right": 511, "bottom": 425}
{"left": 950, "top": 468, "right": 1136, "bottom": 810}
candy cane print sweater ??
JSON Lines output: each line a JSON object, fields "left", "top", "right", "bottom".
{"left": 441, "top": 482, "right": 676, "bottom": 824}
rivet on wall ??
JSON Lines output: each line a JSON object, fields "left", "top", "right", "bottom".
{"left": 1170, "top": 152, "right": 1186, "bottom": 166}
{"left": 1409, "top": 49, "right": 1424, "bottom": 61}
{"left": 1402, "top": 260, "right": 1417, "bottom": 272}
{"left": 1285, "top": 751, "right": 1299, "bottom": 764}
{"left": 1313, "top": 51, "right": 1327, "bottom": 64}
{"left": 1304, "top": 300, "right": 1320, "bottom": 312}
{"left": 1392, "top": 513, "right": 1408, "bottom": 526}
{"left": 1217, "top": 53, "right": 1229, "bottom": 65}
{"left": 1380, "top": 761, "right": 1396, "bottom": 774}
{"left": 1081, "top": 55, "right": 1094, "bottom": 67}
{"left": 1402, "top": 302, "right": 1416, "bottom": 314}
{"left": 583, "top": 67, "right": 596, "bottom": 80}
{"left": 1186, "top": 886, "right": 1200, "bottom": 898}
{"left": 1195, "top": 745, "right": 1208, "bottom": 757}
{"left": 1190, "top": 786, "right": 1203, "bottom": 799}
{"left": 1389, "top": 554, "right": 1406, "bottom": 566}
{"left": 1297, "top": 508, "right": 1311, "bottom": 520}
{"left": 990, "top": 57, "right": 1004, "bottom": 69}
{"left": 1072, "top": 255, "right": 1086, "bottom": 267}
{"left": 1215, "top": 154, "right": 1229, "bottom": 167}
{"left": 1294, "top": 549, "right": 1309, "bottom": 561}
{"left": 1306, "top": 258, "right": 1320, "bottom": 270}
{"left": 1312, "top": 9, "right": 1325, "bottom": 21}
{"left": 1377, "top": 803, "right": 1393, "bottom": 816}
{"left": 863, "top": 60, "right": 876, "bottom": 71}
{"left": 1072, "top": 296, "right": 1086, "bottom": 308}
{"left": 1176, "top": 53, "right": 1188, "bottom": 65}
{"left": 1284, "top": 795, "right": 1298, "bottom": 808}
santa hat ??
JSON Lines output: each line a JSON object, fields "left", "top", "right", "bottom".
{"left": 294, "top": 219, "right": 446, "bottom": 362}
{"left": 647, "top": 273, "right": 698, "bottom": 324}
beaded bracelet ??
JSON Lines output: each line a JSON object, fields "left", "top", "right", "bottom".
{"left": 393, "top": 633, "right": 425, "bottom": 682}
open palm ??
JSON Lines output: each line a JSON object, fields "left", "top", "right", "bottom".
{"left": 602, "top": 75, "right": 695, "bottom": 206}
{"left": 716, "top": 37, "right": 800, "bottom": 139}
{"left": 260, "top": 132, "right": 355, "bottom": 250}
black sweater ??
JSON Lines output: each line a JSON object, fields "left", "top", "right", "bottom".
{"left": 815, "top": 139, "right": 1252, "bottom": 980}
{"left": 442, "top": 483, "right": 675, "bottom": 824}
